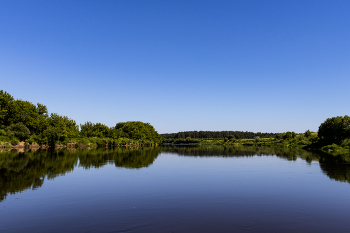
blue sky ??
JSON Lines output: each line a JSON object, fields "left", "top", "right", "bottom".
{"left": 1, "top": 0, "right": 349, "bottom": 133}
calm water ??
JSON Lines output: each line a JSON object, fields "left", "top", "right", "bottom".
{"left": 1, "top": 146, "right": 350, "bottom": 232}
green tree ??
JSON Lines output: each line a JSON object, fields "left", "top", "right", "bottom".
{"left": 318, "top": 115, "right": 350, "bottom": 145}
{"left": 304, "top": 130, "right": 312, "bottom": 138}
{"left": 48, "top": 113, "right": 79, "bottom": 140}
{"left": 80, "top": 122, "right": 111, "bottom": 138}
{"left": 0, "top": 90, "right": 14, "bottom": 128}
{"left": 4, "top": 100, "right": 49, "bottom": 134}
{"left": 43, "top": 127, "right": 61, "bottom": 147}
{"left": 283, "top": 131, "right": 296, "bottom": 140}
{"left": 114, "top": 121, "right": 161, "bottom": 144}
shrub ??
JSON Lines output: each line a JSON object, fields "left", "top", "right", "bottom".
{"left": 322, "top": 144, "right": 342, "bottom": 151}
{"left": 7, "top": 122, "right": 30, "bottom": 141}
{"left": 10, "top": 138, "right": 20, "bottom": 146}
{"left": 0, "top": 135, "right": 11, "bottom": 142}
{"left": 25, "top": 136, "right": 36, "bottom": 145}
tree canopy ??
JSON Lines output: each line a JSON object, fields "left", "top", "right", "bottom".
{"left": 161, "top": 130, "right": 277, "bottom": 140}
{"left": 0, "top": 90, "right": 160, "bottom": 146}
{"left": 318, "top": 115, "right": 350, "bottom": 145}
{"left": 115, "top": 121, "right": 161, "bottom": 143}
{"left": 80, "top": 122, "right": 111, "bottom": 138}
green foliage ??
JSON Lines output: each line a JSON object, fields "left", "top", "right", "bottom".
{"left": 304, "top": 130, "right": 312, "bottom": 138}
{"left": 5, "top": 100, "right": 49, "bottom": 134}
{"left": 318, "top": 115, "right": 350, "bottom": 145}
{"left": 80, "top": 121, "right": 111, "bottom": 138}
{"left": 6, "top": 122, "right": 30, "bottom": 141}
{"left": 43, "top": 127, "right": 61, "bottom": 147}
{"left": 31, "top": 134, "right": 48, "bottom": 146}
{"left": 0, "top": 129, "right": 7, "bottom": 136}
{"left": 48, "top": 113, "right": 79, "bottom": 140}
{"left": 0, "top": 90, "right": 14, "bottom": 128}
{"left": 114, "top": 121, "right": 161, "bottom": 144}
{"left": 283, "top": 131, "right": 296, "bottom": 140}
{"left": 321, "top": 144, "right": 343, "bottom": 151}
{"left": 10, "top": 137, "right": 19, "bottom": 146}
{"left": 25, "top": 135, "right": 37, "bottom": 145}
{"left": 162, "top": 131, "right": 277, "bottom": 140}
{"left": 0, "top": 136, "right": 11, "bottom": 142}
{"left": 340, "top": 138, "right": 350, "bottom": 148}
{"left": 0, "top": 90, "right": 161, "bottom": 148}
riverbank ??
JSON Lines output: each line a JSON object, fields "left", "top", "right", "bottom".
{"left": 161, "top": 137, "right": 350, "bottom": 153}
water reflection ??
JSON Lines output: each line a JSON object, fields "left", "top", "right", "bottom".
{"left": 162, "top": 145, "right": 350, "bottom": 183}
{"left": 162, "top": 145, "right": 320, "bottom": 162}
{"left": 0, "top": 147, "right": 160, "bottom": 202}
{"left": 0, "top": 146, "right": 349, "bottom": 203}
{"left": 319, "top": 152, "right": 350, "bottom": 184}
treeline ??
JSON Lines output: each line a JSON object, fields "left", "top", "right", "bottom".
{"left": 0, "top": 90, "right": 161, "bottom": 147}
{"left": 161, "top": 131, "right": 277, "bottom": 140}
{"left": 161, "top": 115, "right": 350, "bottom": 151}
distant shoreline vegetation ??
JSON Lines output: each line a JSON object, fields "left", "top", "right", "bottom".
{"left": 1, "top": 90, "right": 349, "bottom": 152}
{"left": 0, "top": 90, "right": 161, "bottom": 149}
{"left": 161, "top": 116, "right": 350, "bottom": 153}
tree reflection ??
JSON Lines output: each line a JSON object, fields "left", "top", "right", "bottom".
{"left": 319, "top": 151, "right": 350, "bottom": 184}
{"left": 78, "top": 147, "right": 161, "bottom": 169}
{"left": 0, "top": 146, "right": 349, "bottom": 202}
{"left": 0, "top": 147, "right": 160, "bottom": 202}
{"left": 162, "top": 145, "right": 350, "bottom": 183}
{"left": 161, "top": 145, "right": 320, "bottom": 162}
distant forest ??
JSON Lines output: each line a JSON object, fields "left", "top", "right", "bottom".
{"left": 161, "top": 131, "right": 278, "bottom": 140}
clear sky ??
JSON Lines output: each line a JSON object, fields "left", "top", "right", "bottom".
{"left": 0, "top": 0, "right": 349, "bottom": 134}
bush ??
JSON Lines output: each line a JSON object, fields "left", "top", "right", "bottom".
{"left": 25, "top": 136, "right": 36, "bottom": 145}
{"left": 322, "top": 144, "right": 342, "bottom": 151}
{"left": 10, "top": 137, "right": 20, "bottom": 146}
{"left": 7, "top": 122, "right": 30, "bottom": 141}
{"left": 0, "top": 135, "right": 11, "bottom": 142}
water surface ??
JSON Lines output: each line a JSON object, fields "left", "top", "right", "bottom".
{"left": 1, "top": 146, "right": 350, "bottom": 232}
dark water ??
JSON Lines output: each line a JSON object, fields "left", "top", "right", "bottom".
{"left": 1, "top": 146, "right": 350, "bottom": 233}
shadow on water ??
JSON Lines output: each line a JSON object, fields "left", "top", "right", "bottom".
{"left": 0, "top": 147, "right": 161, "bottom": 202}
{"left": 0, "top": 145, "right": 350, "bottom": 202}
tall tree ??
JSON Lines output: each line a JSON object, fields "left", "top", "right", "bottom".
{"left": 48, "top": 113, "right": 79, "bottom": 140}
{"left": 318, "top": 115, "right": 350, "bottom": 145}
{"left": 114, "top": 121, "right": 161, "bottom": 143}
{"left": 0, "top": 90, "right": 14, "bottom": 128}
